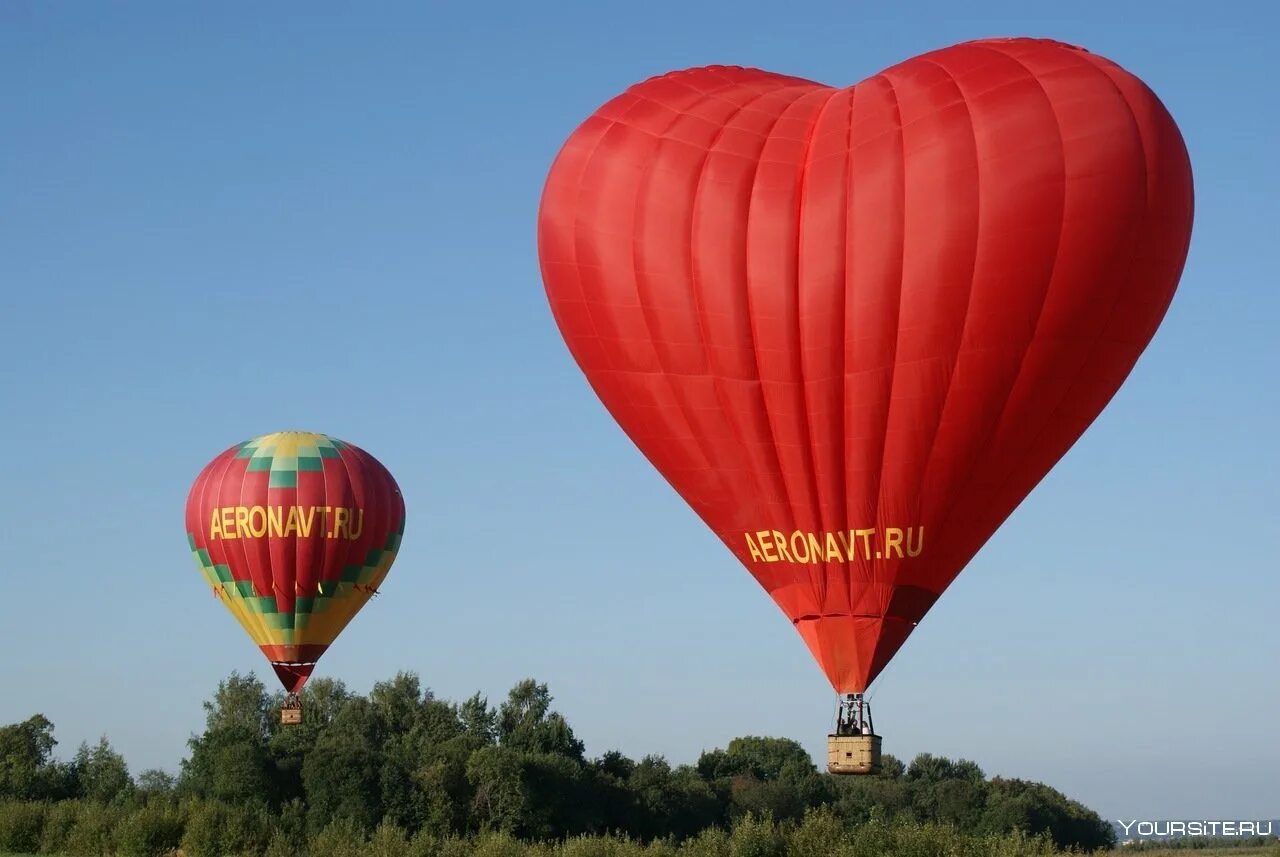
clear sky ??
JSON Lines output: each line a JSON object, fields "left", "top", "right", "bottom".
{"left": 1, "top": 0, "right": 1276, "bottom": 822}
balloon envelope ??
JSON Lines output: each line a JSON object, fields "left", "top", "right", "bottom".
{"left": 185, "top": 431, "right": 405, "bottom": 692}
{"left": 538, "top": 38, "right": 1193, "bottom": 693}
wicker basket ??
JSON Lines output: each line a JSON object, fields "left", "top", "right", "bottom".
{"left": 827, "top": 734, "right": 882, "bottom": 775}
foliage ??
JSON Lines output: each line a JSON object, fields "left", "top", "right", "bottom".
{"left": 0, "top": 673, "right": 1121, "bottom": 853}
{"left": 113, "top": 802, "right": 184, "bottom": 857}
{"left": 0, "top": 715, "right": 76, "bottom": 801}
{"left": 180, "top": 798, "right": 273, "bottom": 857}
{"left": 38, "top": 800, "right": 81, "bottom": 855}
{"left": 0, "top": 799, "right": 45, "bottom": 853}
{"left": 61, "top": 801, "right": 123, "bottom": 857}
{"left": 310, "top": 815, "right": 369, "bottom": 857}
{"left": 72, "top": 737, "right": 133, "bottom": 803}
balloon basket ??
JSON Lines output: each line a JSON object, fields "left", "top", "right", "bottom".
{"left": 827, "top": 734, "right": 882, "bottom": 775}
{"left": 828, "top": 693, "right": 881, "bottom": 774}
{"left": 281, "top": 693, "right": 303, "bottom": 726}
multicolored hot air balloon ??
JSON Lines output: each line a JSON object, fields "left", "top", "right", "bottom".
{"left": 537, "top": 38, "right": 1193, "bottom": 771}
{"left": 185, "top": 431, "right": 404, "bottom": 723}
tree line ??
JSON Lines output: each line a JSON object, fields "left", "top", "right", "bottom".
{"left": 0, "top": 672, "right": 1117, "bottom": 854}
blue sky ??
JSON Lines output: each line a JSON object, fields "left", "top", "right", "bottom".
{"left": 1, "top": 0, "right": 1276, "bottom": 821}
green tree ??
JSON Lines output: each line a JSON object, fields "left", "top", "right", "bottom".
{"left": 201, "top": 671, "right": 274, "bottom": 739}
{"left": 415, "top": 734, "right": 480, "bottom": 836}
{"left": 302, "top": 698, "right": 384, "bottom": 831}
{"left": 696, "top": 736, "right": 825, "bottom": 825}
{"left": 135, "top": 768, "right": 175, "bottom": 796}
{"left": 497, "top": 680, "right": 584, "bottom": 759}
{"left": 723, "top": 736, "right": 815, "bottom": 781}
{"left": 905, "top": 752, "right": 984, "bottom": 784}
{"left": 827, "top": 769, "right": 913, "bottom": 823}
{"left": 980, "top": 777, "right": 1115, "bottom": 851}
{"left": 181, "top": 673, "right": 278, "bottom": 805}
{"left": 466, "top": 744, "right": 526, "bottom": 834}
{"left": 663, "top": 764, "right": 723, "bottom": 839}
{"left": 73, "top": 736, "right": 133, "bottom": 802}
{"left": 268, "top": 676, "right": 353, "bottom": 803}
{"left": 625, "top": 755, "right": 725, "bottom": 840}
{"left": 917, "top": 777, "right": 986, "bottom": 828}
{"left": 515, "top": 750, "right": 594, "bottom": 839}
{"left": 459, "top": 693, "right": 497, "bottom": 744}
{"left": 210, "top": 739, "right": 275, "bottom": 804}
{"left": 370, "top": 672, "right": 426, "bottom": 737}
{"left": 0, "top": 714, "right": 57, "bottom": 799}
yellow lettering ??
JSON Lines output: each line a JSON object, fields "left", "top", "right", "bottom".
{"left": 756, "top": 531, "right": 777, "bottom": 562}
{"left": 284, "top": 506, "right": 300, "bottom": 537}
{"left": 267, "top": 505, "right": 284, "bottom": 538}
{"left": 837, "top": 531, "right": 855, "bottom": 560}
{"left": 906, "top": 526, "right": 924, "bottom": 557}
{"left": 209, "top": 508, "right": 223, "bottom": 540}
{"left": 743, "top": 524, "right": 923, "bottom": 561}
{"left": 807, "top": 533, "right": 823, "bottom": 564}
{"left": 234, "top": 507, "right": 250, "bottom": 539}
{"left": 856, "top": 528, "right": 875, "bottom": 559}
{"left": 790, "top": 530, "right": 811, "bottom": 563}
{"left": 301, "top": 506, "right": 317, "bottom": 537}
{"left": 222, "top": 507, "right": 238, "bottom": 539}
{"left": 248, "top": 506, "right": 268, "bottom": 538}
{"left": 348, "top": 508, "right": 363, "bottom": 540}
{"left": 884, "top": 527, "right": 904, "bottom": 559}
{"left": 772, "top": 530, "right": 794, "bottom": 563}
{"left": 333, "top": 507, "right": 349, "bottom": 539}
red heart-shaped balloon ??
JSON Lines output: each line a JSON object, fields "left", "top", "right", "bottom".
{"left": 538, "top": 38, "right": 1193, "bottom": 693}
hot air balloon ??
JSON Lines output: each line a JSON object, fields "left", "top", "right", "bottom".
{"left": 185, "top": 431, "right": 405, "bottom": 724}
{"left": 537, "top": 38, "right": 1193, "bottom": 772}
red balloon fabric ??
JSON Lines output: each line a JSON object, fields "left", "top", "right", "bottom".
{"left": 538, "top": 38, "right": 1194, "bottom": 693}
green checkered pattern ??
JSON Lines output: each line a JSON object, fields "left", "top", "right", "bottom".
{"left": 233, "top": 433, "right": 346, "bottom": 488}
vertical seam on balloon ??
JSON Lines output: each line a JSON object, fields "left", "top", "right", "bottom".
{"left": 742, "top": 90, "right": 830, "bottom": 601}
{"left": 215, "top": 443, "right": 269, "bottom": 655}
{"left": 212, "top": 452, "right": 259, "bottom": 644}
{"left": 562, "top": 78, "right": 729, "bottom": 373}
{"left": 682, "top": 83, "right": 814, "bottom": 556}
{"left": 216, "top": 444, "right": 259, "bottom": 648}
{"left": 288, "top": 440, "right": 299, "bottom": 647}
{"left": 236, "top": 436, "right": 274, "bottom": 656}
{"left": 275, "top": 439, "right": 297, "bottom": 648}
{"left": 904, "top": 57, "right": 984, "bottom": 592}
{"left": 921, "top": 45, "right": 1071, "bottom": 559}
{"left": 838, "top": 85, "right": 859, "bottom": 659}
{"left": 360, "top": 448, "right": 394, "bottom": 623}
{"left": 939, "top": 46, "right": 1153, "bottom": 572}
{"left": 681, "top": 80, "right": 817, "bottom": 613}
{"left": 564, "top": 118, "right": 634, "bottom": 372}
{"left": 794, "top": 87, "right": 847, "bottom": 621}
{"left": 567, "top": 72, "right": 771, "bottom": 372}
{"left": 629, "top": 83, "right": 759, "bottom": 530}
{"left": 198, "top": 452, "right": 246, "bottom": 642}
{"left": 867, "top": 71, "right": 908, "bottom": 623}
{"left": 362, "top": 452, "right": 397, "bottom": 595}
{"left": 316, "top": 432, "right": 338, "bottom": 656}
{"left": 331, "top": 440, "right": 367, "bottom": 650}
{"left": 364, "top": 453, "right": 399, "bottom": 598}
{"left": 324, "top": 442, "right": 370, "bottom": 657}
